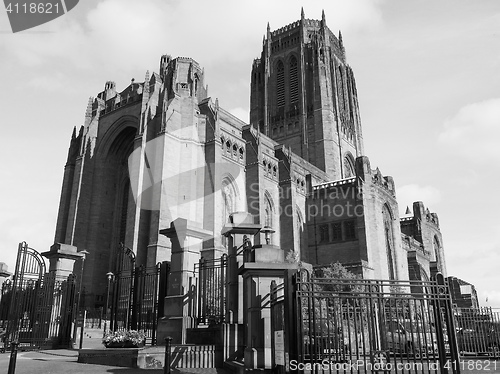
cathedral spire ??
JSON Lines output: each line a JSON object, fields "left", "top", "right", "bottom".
{"left": 267, "top": 22, "right": 271, "bottom": 38}
{"left": 301, "top": 7, "right": 305, "bottom": 20}
{"left": 85, "top": 97, "right": 92, "bottom": 119}
{"left": 321, "top": 9, "right": 326, "bottom": 25}
{"left": 144, "top": 70, "right": 150, "bottom": 94}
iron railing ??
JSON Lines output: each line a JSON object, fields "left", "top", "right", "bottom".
{"left": 290, "top": 270, "right": 461, "bottom": 373}
{"left": 195, "top": 255, "right": 227, "bottom": 325}
{"left": 454, "top": 307, "right": 500, "bottom": 357}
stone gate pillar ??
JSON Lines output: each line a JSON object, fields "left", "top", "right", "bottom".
{"left": 42, "top": 243, "right": 84, "bottom": 280}
{"left": 239, "top": 243, "right": 297, "bottom": 370}
{"left": 157, "top": 218, "right": 212, "bottom": 344}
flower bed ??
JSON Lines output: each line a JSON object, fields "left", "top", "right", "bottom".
{"left": 102, "top": 330, "right": 146, "bottom": 348}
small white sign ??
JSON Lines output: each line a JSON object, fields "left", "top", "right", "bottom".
{"left": 275, "top": 330, "right": 285, "bottom": 365}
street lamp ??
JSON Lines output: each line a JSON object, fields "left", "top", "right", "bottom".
{"left": 261, "top": 225, "right": 275, "bottom": 245}
{"left": 103, "top": 272, "right": 114, "bottom": 337}
{"left": 72, "top": 249, "right": 89, "bottom": 346}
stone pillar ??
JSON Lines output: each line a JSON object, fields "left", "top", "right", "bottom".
{"left": 41, "top": 243, "right": 84, "bottom": 280}
{"left": 239, "top": 244, "right": 297, "bottom": 370}
{"left": 157, "top": 218, "right": 213, "bottom": 344}
{"left": 0, "top": 262, "right": 11, "bottom": 285}
{"left": 222, "top": 212, "right": 261, "bottom": 325}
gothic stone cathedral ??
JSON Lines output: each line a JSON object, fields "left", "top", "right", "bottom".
{"left": 53, "top": 11, "right": 447, "bottom": 308}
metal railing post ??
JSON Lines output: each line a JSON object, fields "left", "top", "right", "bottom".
{"left": 163, "top": 336, "right": 172, "bottom": 374}
{"left": 7, "top": 341, "right": 19, "bottom": 374}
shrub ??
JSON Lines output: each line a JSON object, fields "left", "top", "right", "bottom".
{"left": 102, "top": 330, "right": 145, "bottom": 346}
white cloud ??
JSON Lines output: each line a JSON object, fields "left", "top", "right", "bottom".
{"left": 439, "top": 98, "right": 500, "bottom": 162}
{"left": 396, "top": 184, "right": 441, "bottom": 215}
{"left": 0, "top": 0, "right": 385, "bottom": 68}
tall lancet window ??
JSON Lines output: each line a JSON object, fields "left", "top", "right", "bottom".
{"left": 343, "top": 156, "right": 355, "bottom": 178}
{"left": 264, "top": 192, "right": 274, "bottom": 244}
{"left": 383, "top": 204, "right": 396, "bottom": 280}
{"left": 276, "top": 61, "right": 285, "bottom": 108}
{"left": 433, "top": 236, "right": 441, "bottom": 270}
{"left": 289, "top": 55, "right": 299, "bottom": 105}
{"left": 221, "top": 177, "right": 238, "bottom": 247}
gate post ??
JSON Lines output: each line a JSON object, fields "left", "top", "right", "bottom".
{"left": 157, "top": 218, "right": 212, "bottom": 344}
{"left": 432, "top": 272, "right": 461, "bottom": 374}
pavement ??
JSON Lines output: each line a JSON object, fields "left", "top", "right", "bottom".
{"left": 2, "top": 349, "right": 500, "bottom": 374}
{"left": 1, "top": 328, "right": 498, "bottom": 374}
{"left": 0, "top": 349, "right": 229, "bottom": 374}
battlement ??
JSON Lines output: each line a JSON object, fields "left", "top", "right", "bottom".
{"left": 93, "top": 79, "right": 144, "bottom": 118}
{"left": 252, "top": 58, "right": 261, "bottom": 68}
{"left": 271, "top": 20, "right": 301, "bottom": 37}
{"left": 175, "top": 56, "right": 201, "bottom": 69}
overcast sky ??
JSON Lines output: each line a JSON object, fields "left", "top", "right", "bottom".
{"left": 0, "top": 0, "right": 499, "bottom": 307}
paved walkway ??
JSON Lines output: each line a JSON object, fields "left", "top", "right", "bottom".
{"left": 0, "top": 349, "right": 229, "bottom": 374}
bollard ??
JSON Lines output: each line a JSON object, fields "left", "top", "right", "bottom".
{"left": 7, "top": 341, "right": 19, "bottom": 374}
{"left": 163, "top": 336, "right": 172, "bottom": 374}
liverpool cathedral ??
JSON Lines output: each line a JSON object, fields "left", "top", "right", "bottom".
{"left": 52, "top": 10, "right": 447, "bottom": 311}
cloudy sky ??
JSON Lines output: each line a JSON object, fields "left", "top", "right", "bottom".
{"left": 0, "top": 0, "right": 499, "bottom": 306}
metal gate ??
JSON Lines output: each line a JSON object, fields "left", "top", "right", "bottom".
{"left": 454, "top": 307, "right": 500, "bottom": 357}
{"left": 110, "top": 244, "right": 165, "bottom": 345}
{"left": 0, "top": 242, "right": 76, "bottom": 349}
{"left": 283, "top": 269, "right": 461, "bottom": 373}
{"left": 195, "top": 255, "right": 227, "bottom": 325}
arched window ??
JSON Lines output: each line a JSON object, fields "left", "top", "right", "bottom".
{"left": 222, "top": 178, "right": 237, "bottom": 224}
{"left": 264, "top": 192, "right": 274, "bottom": 233}
{"left": 433, "top": 236, "right": 441, "bottom": 267}
{"left": 276, "top": 61, "right": 285, "bottom": 108}
{"left": 296, "top": 208, "right": 305, "bottom": 254}
{"left": 289, "top": 55, "right": 299, "bottom": 104}
{"left": 343, "top": 155, "right": 355, "bottom": 178}
{"left": 383, "top": 204, "right": 396, "bottom": 280}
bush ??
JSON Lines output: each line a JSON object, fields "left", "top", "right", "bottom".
{"left": 102, "top": 330, "right": 146, "bottom": 346}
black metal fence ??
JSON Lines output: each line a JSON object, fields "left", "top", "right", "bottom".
{"left": 454, "top": 307, "right": 500, "bottom": 357}
{"left": 84, "top": 307, "right": 103, "bottom": 329}
{"left": 109, "top": 245, "right": 167, "bottom": 345}
{"left": 283, "top": 270, "right": 461, "bottom": 373}
{"left": 110, "top": 262, "right": 162, "bottom": 344}
{"left": 0, "top": 242, "right": 76, "bottom": 350}
{"left": 195, "top": 255, "right": 227, "bottom": 325}
{"left": 1, "top": 273, "right": 76, "bottom": 349}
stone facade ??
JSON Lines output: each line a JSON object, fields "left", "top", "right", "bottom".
{"left": 53, "top": 11, "right": 448, "bottom": 307}
{"left": 448, "top": 276, "right": 480, "bottom": 309}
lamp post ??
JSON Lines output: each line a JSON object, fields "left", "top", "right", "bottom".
{"left": 261, "top": 225, "right": 275, "bottom": 245}
{"left": 72, "top": 250, "right": 89, "bottom": 346}
{"left": 103, "top": 272, "right": 114, "bottom": 337}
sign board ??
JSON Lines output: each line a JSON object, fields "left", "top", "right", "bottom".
{"left": 274, "top": 330, "right": 285, "bottom": 366}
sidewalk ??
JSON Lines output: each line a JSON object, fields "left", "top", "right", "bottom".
{"left": 0, "top": 349, "right": 229, "bottom": 374}
{"left": 1, "top": 347, "right": 498, "bottom": 373}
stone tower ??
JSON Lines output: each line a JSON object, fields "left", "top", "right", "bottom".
{"left": 250, "top": 9, "right": 364, "bottom": 180}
